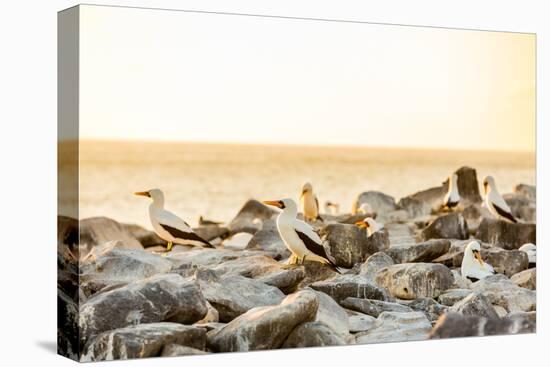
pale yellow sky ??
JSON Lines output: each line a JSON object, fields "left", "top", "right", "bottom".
{"left": 79, "top": 5, "right": 535, "bottom": 152}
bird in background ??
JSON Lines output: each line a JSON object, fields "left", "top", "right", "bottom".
{"left": 263, "top": 198, "right": 340, "bottom": 272}
{"left": 300, "top": 182, "right": 323, "bottom": 222}
{"left": 355, "top": 217, "right": 384, "bottom": 237}
{"left": 324, "top": 201, "right": 340, "bottom": 215}
{"left": 442, "top": 173, "right": 460, "bottom": 210}
{"left": 483, "top": 175, "right": 518, "bottom": 223}
{"left": 134, "top": 188, "right": 214, "bottom": 251}
{"left": 461, "top": 240, "right": 495, "bottom": 281}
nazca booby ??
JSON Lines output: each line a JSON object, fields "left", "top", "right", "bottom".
{"left": 483, "top": 176, "right": 517, "bottom": 223}
{"left": 300, "top": 182, "right": 323, "bottom": 222}
{"left": 461, "top": 241, "right": 495, "bottom": 281}
{"left": 355, "top": 217, "right": 384, "bottom": 237}
{"left": 443, "top": 173, "right": 460, "bottom": 209}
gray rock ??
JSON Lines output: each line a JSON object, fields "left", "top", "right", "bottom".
{"left": 375, "top": 263, "right": 454, "bottom": 300}
{"left": 81, "top": 323, "right": 205, "bottom": 361}
{"left": 352, "top": 191, "right": 397, "bottom": 216}
{"left": 430, "top": 311, "right": 535, "bottom": 338}
{"left": 167, "top": 248, "right": 268, "bottom": 268}
{"left": 383, "top": 239, "right": 451, "bottom": 264}
{"left": 462, "top": 204, "right": 493, "bottom": 234}
{"left": 514, "top": 184, "right": 536, "bottom": 201}
{"left": 476, "top": 218, "right": 536, "bottom": 250}
{"left": 207, "top": 290, "right": 319, "bottom": 352}
{"left": 246, "top": 223, "right": 290, "bottom": 259}
{"left": 421, "top": 213, "right": 469, "bottom": 241}
{"left": 194, "top": 225, "right": 230, "bottom": 242}
{"left": 386, "top": 223, "right": 417, "bottom": 246}
{"left": 511, "top": 268, "right": 536, "bottom": 290}
{"left": 341, "top": 297, "right": 412, "bottom": 317}
{"left": 197, "top": 273, "right": 284, "bottom": 322}
{"left": 348, "top": 311, "right": 376, "bottom": 333}
{"left": 355, "top": 311, "right": 432, "bottom": 344}
{"left": 503, "top": 193, "right": 535, "bottom": 222}
{"left": 293, "top": 261, "right": 342, "bottom": 290}
{"left": 438, "top": 289, "right": 473, "bottom": 306}
{"left": 471, "top": 274, "right": 536, "bottom": 313}
{"left": 57, "top": 289, "right": 79, "bottom": 360}
{"left": 123, "top": 223, "right": 165, "bottom": 248}
{"left": 453, "top": 166, "right": 482, "bottom": 204}
{"left": 397, "top": 197, "right": 432, "bottom": 219}
{"left": 79, "top": 274, "right": 207, "bottom": 344}
{"left": 282, "top": 322, "right": 347, "bottom": 348}
{"left": 359, "top": 252, "right": 395, "bottom": 282}
{"left": 408, "top": 297, "right": 449, "bottom": 322}
{"left": 450, "top": 292, "right": 499, "bottom": 319}
{"left": 483, "top": 248, "right": 529, "bottom": 276}
{"left": 310, "top": 274, "right": 389, "bottom": 303}
{"left": 80, "top": 217, "right": 143, "bottom": 250}
{"left": 161, "top": 344, "right": 208, "bottom": 357}
{"left": 228, "top": 199, "right": 278, "bottom": 235}
{"left": 196, "top": 301, "right": 220, "bottom": 324}
{"left": 313, "top": 290, "right": 350, "bottom": 336}
{"left": 408, "top": 186, "right": 446, "bottom": 212}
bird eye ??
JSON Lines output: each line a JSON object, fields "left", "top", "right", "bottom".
{"left": 279, "top": 200, "right": 285, "bottom": 209}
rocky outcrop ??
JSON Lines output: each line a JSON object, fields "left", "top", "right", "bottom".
{"left": 282, "top": 322, "right": 347, "bottom": 348}
{"left": 453, "top": 166, "right": 482, "bottom": 204}
{"left": 483, "top": 248, "right": 529, "bottom": 276}
{"left": 421, "top": 213, "right": 469, "bottom": 241}
{"left": 471, "top": 274, "right": 536, "bottom": 313}
{"left": 80, "top": 217, "right": 143, "bottom": 250}
{"left": 359, "top": 252, "right": 395, "bottom": 282}
{"left": 313, "top": 290, "right": 350, "bottom": 336}
{"left": 246, "top": 222, "right": 290, "bottom": 259}
{"left": 511, "top": 268, "right": 536, "bottom": 290}
{"left": 383, "top": 239, "right": 451, "bottom": 264}
{"left": 476, "top": 218, "right": 536, "bottom": 250}
{"left": 352, "top": 191, "right": 397, "bottom": 217}
{"left": 375, "top": 263, "right": 454, "bottom": 300}
{"left": 341, "top": 297, "right": 413, "bottom": 317}
{"left": 348, "top": 311, "right": 376, "bottom": 333}
{"left": 310, "top": 275, "right": 389, "bottom": 303}
{"left": 228, "top": 199, "right": 277, "bottom": 235}
{"left": 355, "top": 311, "right": 432, "bottom": 344}
{"left": 450, "top": 292, "right": 499, "bottom": 319}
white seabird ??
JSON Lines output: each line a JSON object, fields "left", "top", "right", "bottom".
{"left": 443, "top": 173, "right": 460, "bottom": 209}
{"left": 355, "top": 217, "right": 384, "bottom": 237}
{"left": 324, "top": 201, "right": 340, "bottom": 215}
{"left": 461, "top": 241, "right": 495, "bottom": 281}
{"left": 135, "top": 189, "right": 213, "bottom": 251}
{"left": 519, "top": 243, "right": 536, "bottom": 265}
{"left": 300, "top": 182, "right": 322, "bottom": 222}
{"left": 356, "top": 203, "right": 373, "bottom": 215}
{"left": 483, "top": 176, "right": 517, "bottom": 223}
{"left": 263, "top": 198, "right": 339, "bottom": 272}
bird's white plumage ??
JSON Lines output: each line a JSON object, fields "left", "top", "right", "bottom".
{"left": 324, "top": 201, "right": 340, "bottom": 215}
{"left": 461, "top": 241, "right": 495, "bottom": 280}
{"left": 443, "top": 173, "right": 460, "bottom": 207}
{"left": 519, "top": 243, "right": 536, "bottom": 264}
{"left": 300, "top": 182, "right": 320, "bottom": 221}
{"left": 483, "top": 175, "right": 515, "bottom": 222}
{"left": 357, "top": 203, "right": 373, "bottom": 215}
{"left": 365, "top": 217, "right": 383, "bottom": 237}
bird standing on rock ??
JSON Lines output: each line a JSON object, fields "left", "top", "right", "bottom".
{"left": 263, "top": 198, "right": 339, "bottom": 272}
{"left": 355, "top": 217, "right": 384, "bottom": 237}
{"left": 300, "top": 182, "right": 323, "bottom": 222}
{"left": 483, "top": 176, "right": 517, "bottom": 223}
{"left": 443, "top": 173, "right": 460, "bottom": 210}
{"left": 134, "top": 189, "right": 214, "bottom": 251}
{"left": 461, "top": 241, "right": 495, "bottom": 281}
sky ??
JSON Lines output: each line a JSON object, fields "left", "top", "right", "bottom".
{"left": 79, "top": 5, "right": 535, "bottom": 152}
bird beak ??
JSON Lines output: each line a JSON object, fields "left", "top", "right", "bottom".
{"left": 134, "top": 191, "right": 151, "bottom": 197}
{"left": 263, "top": 200, "right": 283, "bottom": 209}
{"left": 474, "top": 250, "right": 484, "bottom": 266}
{"left": 483, "top": 181, "right": 488, "bottom": 192}
{"left": 355, "top": 220, "right": 368, "bottom": 228}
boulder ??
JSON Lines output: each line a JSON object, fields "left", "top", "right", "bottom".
{"left": 430, "top": 311, "right": 535, "bottom": 338}
{"left": 348, "top": 311, "right": 376, "bottom": 333}
{"left": 386, "top": 223, "right": 417, "bottom": 246}
{"left": 511, "top": 268, "right": 536, "bottom": 290}
{"left": 228, "top": 199, "right": 278, "bottom": 235}
{"left": 476, "top": 218, "right": 536, "bottom": 250}
{"left": 359, "top": 252, "right": 395, "bottom": 282}
{"left": 320, "top": 224, "right": 389, "bottom": 267}
{"left": 375, "top": 263, "right": 454, "bottom": 300}
{"left": 81, "top": 323, "right": 205, "bottom": 361}
{"left": 282, "top": 322, "right": 347, "bottom": 348}
{"left": 341, "top": 297, "right": 412, "bottom": 317}
{"left": 503, "top": 193, "right": 536, "bottom": 222}
{"left": 450, "top": 292, "right": 499, "bottom": 319}
{"left": 421, "top": 213, "right": 469, "bottom": 241}
{"left": 79, "top": 274, "right": 207, "bottom": 344}
{"left": 196, "top": 301, "right": 220, "bottom": 324}
{"left": 397, "top": 197, "right": 432, "bottom": 219}
{"left": 408, "top": 186, "right": 446, "bottom": 212}
{"left": 352, "top": 191, "right": 397, "bottom": 216}
{"left": 80, "top": 217, "right": 143, "bottom": 250}
{"left": 313, "top": 290, "right": 350, "bottom": 336}
{"left": 310, "top": 274, "right": 389, "bottom": 303}
{"left": 462, "top": 204, "right": 493, "bottom": 233}
{"left": 355, "top": 311, "right": 431, "bottom": 344}
{"left": 122, "top": 224, "right": 165, "bottom": 248}
{"left": 408, "top": 297, "right": 448, "bottom": 323}
{"left": 383, "top": 239, "right": 451, "bottom": 264}
{"left": 437, "top": 289, "right": 473, "bottom": 306}
{"left": 194, "top": 225, "right": 230, "bottom": 242}
{"left": 483, "top": 248, "right": 529, "bottom": 276}
{"left": 453, "top": 166, "right": 482, "bottom": 204}
{"left": 57, "top": 289, "right": 79, "bottom": 360}
{"left": 471, "top": 274, "right": 536, "bottom": 313}
{"left": 292, "top": 261, "right": 342, "bottom": 290}
{"left": 207, "top": 290, "right": 319, "bottom": 352}
{"left": 514, "top": 184, "right": 536, "bottom": 201}
{"left": 246, "top": 223, "right": 290, "bottom": 259}
{"left": 161, "top": 344, "right": 208, "bottom": 357}
{"left": 167, "top": 248, "right": 268, "bottom": 268}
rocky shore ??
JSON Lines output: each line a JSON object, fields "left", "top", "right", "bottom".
{"left": 57, "top": 166, "right": 536, "bottom": 361}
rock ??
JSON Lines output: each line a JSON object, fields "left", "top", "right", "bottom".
{"left": 80, "top": 247, "right": 173, "bottom": 297}
{"left": 222, "top": 232, "right": 253, "bottom": 250}
{"left": 348, "top": 311, "right": 376, "bottom": 333}
{"left": 462, "top": 204, "right": 493, "bottom": 233}
{"left": 383, "top": 239, "right": 451, "bottom": 264}
{"left": 161, "top": 344, "right": 208, "bottom": 357}
{"left": 355, "top": 311, "right": 432, "bottom": 344}
{"left": 511, "top": 268, "right": 536, "bottom": 290}
{"left": 471, "top": 274, "right": 536, "bottom": 313}
{"left": 397, "top": 197, "right": 432, "bottom": 219}
{"left": 282, "top": 322, "right": 347, "bottom": 348}
{"left": 341, "top": 297, "right": 412, "bottom": 317}
{"left": 475, "top": 218, "right": 536, "bottom": 250}
{"left": 438, "top": 289, "right": 473, "bottom": 306}
{"left": 408, "top": 186, "right": 446, "bottom": 212}
{"left": 359, "top": 252, "right": 395, "bottom": 282}
{"left": 385, "top": 209, "right": 409, "bottom": 222}
{"left": 450, "top": 292, "right": 499, "bottom": 319}
{"left": 453, "top": 166, "right": 482, "bottom": 204}
{"left": 514, "top": 184, "right": 536, "bottom": 201}
{"left": 320, "top": 224, "right": 389, "bottom": 268}
{"left": 408, "top": 297, "right": 448, "bottom": 322}
{"left": 310, "top": 274, "right": 389, "bottom": 303}
{"left": 313, "top": 290, "right": 350, "bottom": 336}
{"left": 207, "top": 290, "right": 319, "bottom": 352}
{"left": 167, "top": 248, "right": 267, "bottom": 268}
{"left": 503, "top": 193, "right": 536, "bottom": 222}
{"left": 519, "top": 243, "right": 536, "bottom": 265}
{"left": 228, "top": 199, "right": 278, "bottom": 235}
{"left": 196, "top": 301, "right": 220, "bottom": 324}
{"left": 123, "top": 224, "right": 165, "bottom": 248}
{"left": 483, "top": 248, "right": 529, "bottom": 276}
{"left": 80, "top": 217, "right": 143, "bottom": 250}
{"left": 352, "top": 191, "right": 397, "bottom": 216}
{"left": 81, "top": 323, "right": 205, "bottom": 361}
{"left": 451, "top": 269, "right": 473, "bottom": 289}
{"left": 386, "top": 223, "right": 417, "bottom": 246}
{"left": 246, "top": 222, "right": 290, "bottom": 259}
{"left": 194, "top": 225, "right": 229, "bottom": 242}
{"left": 197, "top": 273, "right": 284, "bottom": 322}
{"left": 58, "top": 215, "right": 79, "bottom": 248}
{"left": 57, "top": 289, "right": 79, "bottom": 360}
{"left": 79, "top": 274, "right": 208, "bottom": 344}
{"left": 293, "top": 261, "right": 341, "bottom": 290}
{"left": 375, "top": 263, "right": 454, "bottom": 300}
{"left": 421, "top": 213, "right": 469, "bottom": 241}
{"left": 430, "top": 311, "right": 535, "bottom": 338}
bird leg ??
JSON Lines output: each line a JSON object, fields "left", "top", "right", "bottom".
{"left": 166, "top": 241, "right": 173, "bottom": 252}
{"left": 281, "top": 254, "right": 299, "bottom": 269}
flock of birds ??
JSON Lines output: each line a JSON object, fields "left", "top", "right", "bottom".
{"left": 134, "top": 173, "right": 521, "bottom": 281}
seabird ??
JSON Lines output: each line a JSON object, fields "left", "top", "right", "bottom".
{"left": 355, "top": 217, "right": 384, "bottom": 237}
{"left": 442, "top": 173, "right": 460, "bottom": 210}
{"left": 356, "top": 203, "right": 373, "bottom": 215}
{"left": 263, "top": 198, "right": 339, "bottom": 272}
{"left": 519, "top": 243, "right": 536, "bottom": 265}
{"left": 461, "top": 241, "right": 495, "bottom": 281}
{"left": 324, "top": 201, "right": 340, "bottom": 215}
{"left": 300, "top": 182, "right": 323, "bottom": 222}
{"left": 483, "top": 176, "right": 517, "bottom": 223}
{"left": 134, "top": 189, "right": 213, "bottom": 251}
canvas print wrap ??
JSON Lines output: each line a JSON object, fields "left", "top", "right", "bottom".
{"left": 58, "top": 5, "right": 536, "bottom": 362}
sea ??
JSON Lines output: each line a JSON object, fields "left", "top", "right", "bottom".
{"left": 63, "top": 140, "right": 535, "bottom": 228}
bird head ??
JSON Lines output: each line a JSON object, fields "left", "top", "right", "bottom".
{"left": 466, "top": 241, "right": 484, "bottom": 266}
{"left": 355, "top": 217, "right": 374, "bottom": 229}
{"left": 263, "top": 198, "right": 296, "bottom": 211}
{"left": 451, "top": 173, "right": 458, "bottom": 184}
{"left": 134, "top": 188, "right": 164, "bottom": 204}
{"left": 301, "top": 182, "right": 313, "bottom": 196}
{"left": 482, "top": 176, "right": 495, "bottom": 193}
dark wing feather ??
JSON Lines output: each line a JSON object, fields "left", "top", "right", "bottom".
{"left": 492, "top": 203, "right": 517, "bottom": 223}
{"left": 159, "top": 223, "right": 214, "bottom": 248}
{"left": 314, "top": 196, "right": 324, "bottom": 222}
{"left": 295, "top": 229, "right": 338, "bottom": 271}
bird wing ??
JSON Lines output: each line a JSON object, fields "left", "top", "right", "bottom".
{"left": 490, "top": 190, "right": 513, "bottom": 213}
{"left": 492, "top": 202, "right": 517, "bottom": 223}
{"left": 293, "top": 220, "right": 333, "bottom": 262}
{"left": 157, "top": 209, "right": 213, "bottom": 247}
{"left": 315, "top": 195, "right": 319, "bottom": 212}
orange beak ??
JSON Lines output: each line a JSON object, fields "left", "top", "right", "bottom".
{"left": 263, "top": 200, "right": 283, "bottom": 209}
{"left": 474, "top": 251, "right": 484, "bottom": 266}
{"left": 134, "top": 191, "right": 151, "bottom": 197}
{"left": 355, "top": 220, "right": 368, "bottom": 228}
